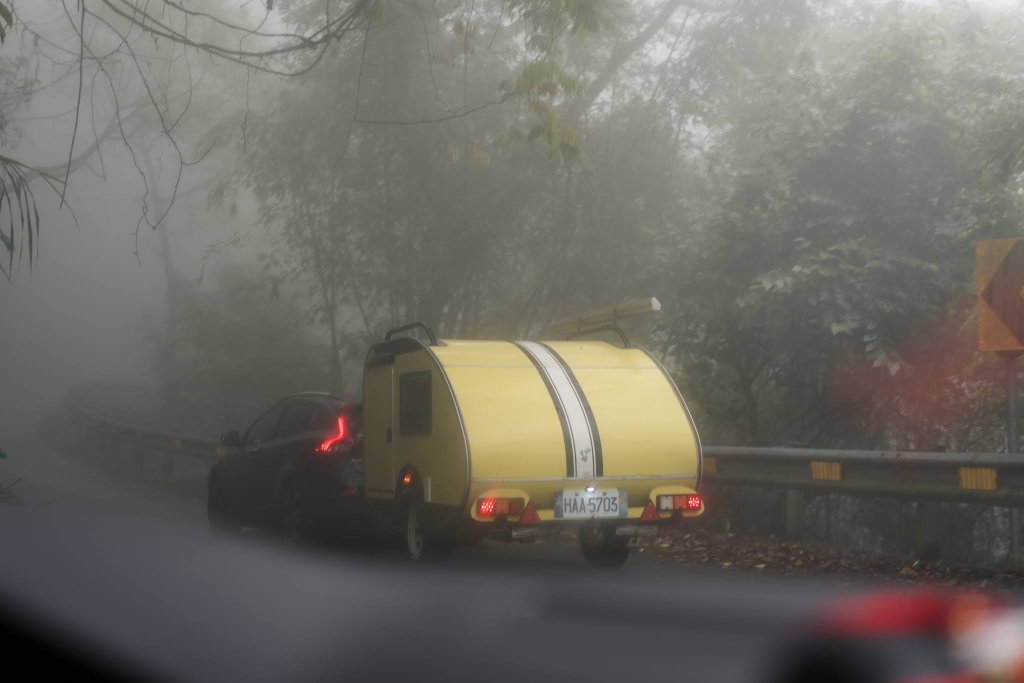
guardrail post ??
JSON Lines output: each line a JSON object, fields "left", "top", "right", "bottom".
{"left": 824, "top": 494, "right": 833, "bottom": 544}
{"left": 784, "top": 490, "right": 802, "bottom": 540}
{"left": 916, "top": 501, "right": 941, "bottom": 560}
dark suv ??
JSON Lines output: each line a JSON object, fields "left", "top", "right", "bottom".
{"left": 207, "top": 393, "right": 365, "bottom": 540}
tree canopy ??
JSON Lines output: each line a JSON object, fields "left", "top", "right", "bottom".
{"left": 5, "top": 0, "right": 1024, "bottom": 450}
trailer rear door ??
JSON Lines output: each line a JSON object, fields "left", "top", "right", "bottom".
{"left": 363, "top": 359, "right": 395, "bottom": 499}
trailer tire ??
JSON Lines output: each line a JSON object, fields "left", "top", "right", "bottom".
{"left": 404, "top": 499, "right": 425, "bottom": 560}
{"left": 579, "top": 526, "right": 630, "bottom": 568}
{"left": 402, "top": 498, "right": 454, "bottom": 561}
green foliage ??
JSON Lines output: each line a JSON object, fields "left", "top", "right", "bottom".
{"left": 503, "top": 0, "right": 609, "bottom": 157}
{"left": 665, "top": 4, "right": 1024, "bottom": 448}
{"left": 509, "top": 0, "right": 611, "bottom": 46}
{"left": 223, "top": 0, "right": 1024, "bottom": 455}
{"left": 0, "top": 156, "right": 40, "bottom": 282}
{"left": 165, "top": 267, "right": 330, "bottom": 431}
{"left": 0, "top": 9, "right": 48, "bottom": 283}
{"left": 0, "top": 3, "right": 12, "bottom": 44}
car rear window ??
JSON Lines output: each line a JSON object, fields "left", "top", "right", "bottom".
{"left": 246, "top": 406, "right": 284, "bottom": 445}
{"left": 309, "top": 405, "right": 337, "bottom": 433}
{"left": 277, "top": 402, "right": 315, "bottom": 438}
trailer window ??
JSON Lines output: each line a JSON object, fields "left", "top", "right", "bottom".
{"left": 399, "top": 371, "right": 432, "bottom": 436}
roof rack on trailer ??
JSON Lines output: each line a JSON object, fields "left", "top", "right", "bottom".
{"left": 546, "top": 297, "right": 662, "bottom": 348}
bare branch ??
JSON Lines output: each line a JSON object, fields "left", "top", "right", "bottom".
{"left": 93, "top": 0, "right": 375, "bottom": 77}
{"left": 570, "top": 0, "right": 685, "bottom": 120}
{"left": 60, "top": 0, "right": 86, "bottom": 209}
{"left": 354, "top": 90, "right": 515, "bottom": 126}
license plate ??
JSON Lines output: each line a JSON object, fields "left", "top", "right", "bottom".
{"left": 554, "top": 488, "right": 628, "bottom": 519}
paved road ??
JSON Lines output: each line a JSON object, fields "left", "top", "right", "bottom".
{"left": 0, "top": 419, "right": 875, "bottom": 683}
{"left": 0, "top": 503, "right": 846, "bottom": 683}
{"left": 0, "top": 416, "right": 205, "bottom": 527}
{"left": 0, "top": 413, "right": 691, "bottom": 570}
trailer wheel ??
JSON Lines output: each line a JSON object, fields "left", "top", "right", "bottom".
{"left": 579, "top": 526, "right": 630, "bottom": 568}
{"left": 402, "top": 498, "right": 455, "bottom": 560}
{"left": 405, "top": 500, "right": 426, "bottom": 560}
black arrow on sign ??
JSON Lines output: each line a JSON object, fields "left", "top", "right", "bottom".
{"left": 983, "top": 240, "right": 1024, "bottom": 346}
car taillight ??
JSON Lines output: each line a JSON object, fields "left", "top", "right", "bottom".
{"left": 476, "top": 497, "right": 525, "bottom": 518}
{"left": 316, "top": 417, "right": 347, "bottom": 453}
{"left": 656, "top": 493, "right": 702, "bottom": 512}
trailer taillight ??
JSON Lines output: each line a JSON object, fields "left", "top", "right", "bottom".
{"left": 476, "top": 497, "right": 525, "bottom": 518}
{"left": 656, "top": 493, "right": 702, "bottom": 512}
{"left": 315, "top": 417, "right": 347, "bottom": 453}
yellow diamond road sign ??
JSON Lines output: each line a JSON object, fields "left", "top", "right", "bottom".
{"left": 978, "top": 238, "right": 1024, "bottom": 353}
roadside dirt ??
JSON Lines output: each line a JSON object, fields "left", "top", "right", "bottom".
{"left": 633, "top": 528, "right": 1024, "bottom": 590}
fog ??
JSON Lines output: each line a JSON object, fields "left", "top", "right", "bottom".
{"left": 9, "top": 5, "right": 1024, "bottom": 681}
{"left": 0, "top": 92, "right": 256, "bottom": 431}
{"left": 3, "top": 0, "right": 1024, "bottom": 575}
{"left": 4, "top": 0, "right": 1024, "bottom": 463}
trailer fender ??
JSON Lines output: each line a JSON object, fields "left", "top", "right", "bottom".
{"left": 395, "top": 465, "right": 422, "bottom": 498}
{"left": 395, "top": 466, "right": 464, "bottom": 536}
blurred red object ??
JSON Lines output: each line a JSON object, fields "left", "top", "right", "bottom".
{"left": 813, "top": 590, "right": 997, "bottom": 638}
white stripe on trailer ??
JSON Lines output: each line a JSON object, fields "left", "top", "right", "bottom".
{"left": 517, "top": 341, "right": 597, "bottom": 479}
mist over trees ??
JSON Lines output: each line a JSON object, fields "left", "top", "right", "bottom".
{"left": 3, "top": 0, "right": 1024, "bottom": 452}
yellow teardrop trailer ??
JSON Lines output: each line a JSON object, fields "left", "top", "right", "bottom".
{"left": 361, "top": 301, "right": 703, "bottom": 566}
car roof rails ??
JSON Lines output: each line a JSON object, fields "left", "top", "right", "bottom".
{"left": 384, "top": 322, "right": 444, "bottom": 346}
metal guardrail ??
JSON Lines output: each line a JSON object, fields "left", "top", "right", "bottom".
{"left": 65, "top": 388, "right": 1024, "bottom": 506}
{"left": 65, "top": 388, "right": 1024, "bottom": 556}
{"left": 701, "top": 445, "right": 1024, "bottom": 557}
{"left": 702, "top": 446, "right": 1024, "bottom": 507}
{"left": 64, "top": 393, "right": 220, "bottom": 478}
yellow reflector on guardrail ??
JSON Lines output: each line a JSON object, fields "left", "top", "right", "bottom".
{"left": 703, "top": 456, "right": 717, "bottom": 475}
{"left": 958, "top": 467, "right": 997, "bottom": 491}
{"left": 810, "top": 461, "right": 842, "bottom": 481}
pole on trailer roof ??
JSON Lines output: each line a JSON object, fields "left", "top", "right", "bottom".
{"left": 547, "top": 297, "right": 662, "bottom": 336}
